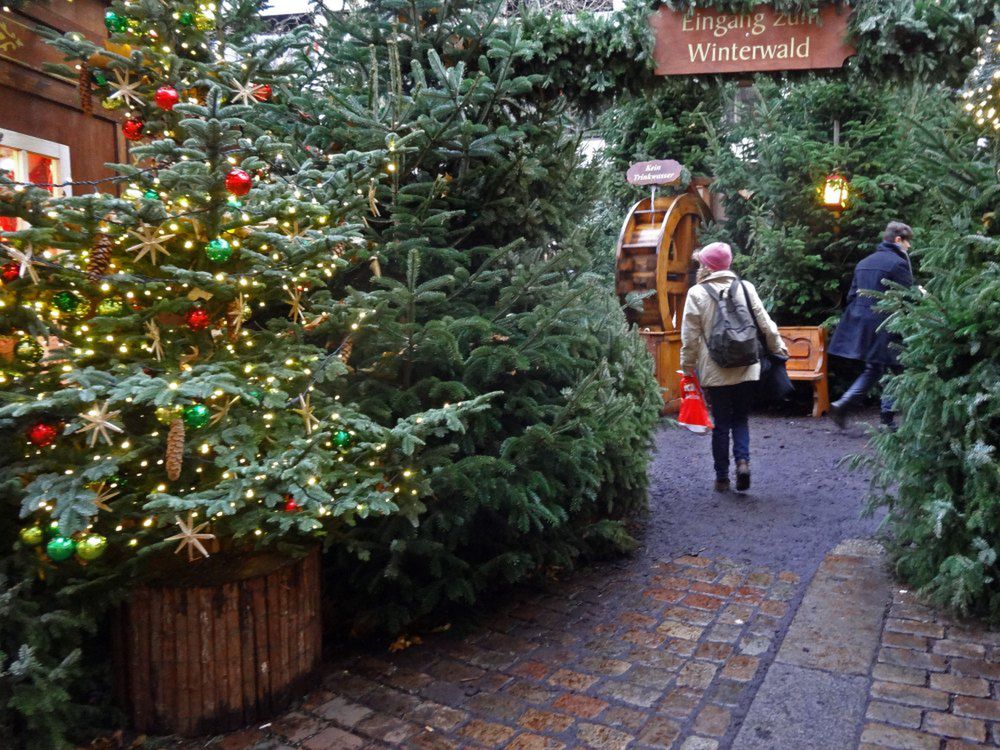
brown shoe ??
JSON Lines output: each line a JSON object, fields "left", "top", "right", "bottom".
{"left": 714, "top": 479, "right": 730, "bottom": 492}
{"left": 735, "top": 460, "right": 751, "bottom": 492}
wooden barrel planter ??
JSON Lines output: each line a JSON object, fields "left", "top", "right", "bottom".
{"left": 112, "top": 547, "right": 322, "bottom": 737}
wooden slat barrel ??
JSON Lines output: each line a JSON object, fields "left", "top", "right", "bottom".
{"left": 113, "top": 547, "right": 322, "bottom": 737}
{"left": 615, "top": 190, "right": 710, "bottom": 411}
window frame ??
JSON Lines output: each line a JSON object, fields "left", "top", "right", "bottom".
{"left": 0, "top": 128, "right": 74, "bottom": 197}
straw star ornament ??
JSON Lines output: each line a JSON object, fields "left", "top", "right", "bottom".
{"left": 292, "top": 393, "right": 320, "bottom": 435}
{"left": 125, "top": 226, "right": 176, "bottom": 264}
{"left": 229, "top": 79, "right": 262, "bottom": 106}
{"left": 107, "top": 70, "right": 145, "bottom": 108}
{"left": 6, "top": 244, "right": 40, "bottom": 284}
{"left": 165, "top": 512, "right": 215, "bottom": 561}
{"left": 78, "top": 401, "right": 125, "bottom": 447}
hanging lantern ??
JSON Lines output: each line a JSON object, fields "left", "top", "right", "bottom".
{"left": 822, "top": 173, "right": 849, "bottom": 211}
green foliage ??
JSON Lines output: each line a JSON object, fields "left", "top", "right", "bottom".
{"left": 703, "top": 76, "right": 954, "bottom": 323}
{"left": 296, "top": 0, "right": 661, "bottom": 635}
{"left": 862, "top": 119, "right": 1000, "bottom": 622}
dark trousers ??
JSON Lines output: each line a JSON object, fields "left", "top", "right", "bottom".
{"left": 705, "top": 382, "right": 753, "bottom": 481}
{"left": 836, "top": 362, "right": 900, "bottom": 418}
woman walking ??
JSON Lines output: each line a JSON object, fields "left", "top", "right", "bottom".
{"left": 680, "top": 242, "right": 788, "bottom": 492}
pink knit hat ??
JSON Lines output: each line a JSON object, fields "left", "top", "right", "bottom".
{"left": 697, "top": 242, "right": 732, "bottom": 271}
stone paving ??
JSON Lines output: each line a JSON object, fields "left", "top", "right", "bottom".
{"left": 860, "top": 586, "right": 1000, "bottom": 750}
{"left": 184, "top": 554, "right": 800, "bottom": 750}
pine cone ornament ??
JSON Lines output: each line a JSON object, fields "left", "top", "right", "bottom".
{"left": 78, "top": 62, "right": 92, "bottom": 115}
{"left": 166, "top": 418, "right": 185, "bottom": 481}
{"left": 338, "top": 336, "right": 353, "bottom": 365}
{"left": 87, "top": 234, "right": 112, "bottom": 283}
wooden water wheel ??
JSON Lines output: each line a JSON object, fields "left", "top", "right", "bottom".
{"left": 615, "top": 191, "right": 710, "bottom": 411}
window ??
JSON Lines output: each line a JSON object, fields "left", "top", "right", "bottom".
{"left": 0, "top": 129, "right": 73, "bottom": 231}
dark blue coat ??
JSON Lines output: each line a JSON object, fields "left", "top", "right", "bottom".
{"left": 828, "top": 242, "right": 913, "bottom": 367}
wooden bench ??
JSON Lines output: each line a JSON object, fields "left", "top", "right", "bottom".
{"left": 778, "top": 326, "right": 830, "bottom": 418}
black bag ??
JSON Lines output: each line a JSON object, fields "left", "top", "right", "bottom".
{"left": 701, "top": 277, "right": 760, "bottom": 368}
{"left": 741, "top": 281, "right": 794, "bottom": 401}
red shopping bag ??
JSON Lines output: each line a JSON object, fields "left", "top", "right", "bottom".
{"left": 677, "top": 371, "right": 713, "bottom": 434}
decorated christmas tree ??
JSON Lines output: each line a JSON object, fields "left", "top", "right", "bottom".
{"left": 0, "top": 1, "right": 490, "bottom": 742}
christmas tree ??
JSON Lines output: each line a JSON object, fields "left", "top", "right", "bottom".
{"left": 0, "top": 0, "right": 489, "bottom": 743}
{"left": 292, "top": 0, "right": 660, "bottom": 634}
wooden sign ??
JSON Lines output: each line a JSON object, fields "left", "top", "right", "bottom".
{"left": 650, "top": 4, "right": 855, "bottom": 76}
{"left": 627, "top": 159, "right": 682, "bottom": 186}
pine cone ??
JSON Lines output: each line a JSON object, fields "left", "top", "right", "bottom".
{"left": 338, "top": 336, "right": 353, "bottom": 364}
{"left": 166, "top": 418, "right": 184, "bottom": 481}
{"left": 78, "top": 62, "right": 92, "bottom": 116}
{"left": 87, "top": 234, "right": 112, "bottom": 283}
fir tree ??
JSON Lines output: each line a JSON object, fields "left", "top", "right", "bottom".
{"left": 292, "top": 0, "right": 660, "bottom": 634}
{"left": 863, "top": 113, "right": 1000, "bottom": 622}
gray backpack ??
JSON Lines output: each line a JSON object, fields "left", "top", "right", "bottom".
{"left": 701, "top": 277, "right": 760, "bottom": 368}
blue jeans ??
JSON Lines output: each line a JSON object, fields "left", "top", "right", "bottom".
{"left": 837, "top": 362, "right": 899, "bottom": 418}
{"left": 705, "top": 382, "right": 753, "bottom": 481}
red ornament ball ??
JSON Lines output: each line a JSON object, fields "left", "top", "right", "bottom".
{"left": 154, "top": 85, "right": 180, "bottom": 111}
{"left": 122, "top": 118, "right": 144, "bottom": 141}
{"left": 252, "top": 84, "right": 272, "bottom": 102}
{"left": 224, "top": 168, "right": 252, "bottom": 196}
{"left": 283, "top": 495, "right": 300, "bottom": 512}
{"left": 185, "top": 308, "right": 211, "bottom": 331}
{"left": 27, "top": 421, "right": 59, "bottom": 447}
{"left": 1, "top": 261, "right": 20, "bottom": 283}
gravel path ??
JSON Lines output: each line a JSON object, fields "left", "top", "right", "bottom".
{"left": 642, "top": 410, "right": 884, "bottom": 578}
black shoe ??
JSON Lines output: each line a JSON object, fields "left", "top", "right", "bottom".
{"left": 735, "top": 460, "right": 751, "bottom": 492}
{"left": 829, "top": 401, "right": 848, "bottom": 429}
{"left": 714, "top": 478, "right": 730, "bottom": 492}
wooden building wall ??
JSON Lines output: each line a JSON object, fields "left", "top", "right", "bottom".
{"left": 1, "top": 0, "right": 124, "bottom": 186}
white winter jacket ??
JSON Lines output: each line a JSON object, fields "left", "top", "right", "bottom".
{"left": 679, "top": 270, "right": 788, "bottom": 388}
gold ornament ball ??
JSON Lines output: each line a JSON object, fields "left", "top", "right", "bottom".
{"left": 194, "top": 13, "right": 214, "bottom": 30}
{"left": 97, "top": 297, "right": 125, "bottom": 316}
{"left": 76, "top": 534, "right": 108, "bottom": 561}
{"left": 14, "top": 337, "right": 43, "bottom": 363}
{"left": 102, "top": 98, "right": 124, "bottom": 111}
{"left": 155, "top": 405, "right": 183, "bottom": 424}
{"left": 19, "top": 526, "right": 44, "bottom": 546}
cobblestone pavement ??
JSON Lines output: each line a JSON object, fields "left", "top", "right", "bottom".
{"left": 860, "top": 586, "right": 1000, "bottom": 750}
{"left": 188, "top": 554, "right": 798, "bottom": 750}
{"left": 167, "top": 417, "right": 1000, "bottom": 750}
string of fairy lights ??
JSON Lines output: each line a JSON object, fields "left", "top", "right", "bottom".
{"left": 2, "top": 1, "right": 418, "bottom": 569}
{"left": 962, "top": 26, "right": 999, "bottom": 131}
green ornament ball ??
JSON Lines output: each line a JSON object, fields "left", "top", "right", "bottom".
{"left": 91, "top": 69, "right": 108, "bottom": 87}
{"left": 333, "top": 430, "right": 351, "bottom": 448}
{"left": 205, "top": 238, "right": 232, "bottom": 263}
{"left": 155, "top": 405, "right": 184, "bottom": 424}
{"left": 104, "top": 10, "right": 128, "bottom": 32}
{"left": 14, "top": 337, "right": 42, "bottom": 363}
{"left": 19, "top": 526, "right": 44, "bottom": 546}
{"left": 143, "top": 188, "right": 160, "bottom": 200}
{"left": 97, "top": 297, "right": 124, "bottom": 316}
{"left": 182, "top": 403, "right": 210, "bottom": 429}
{"left": 46, "top": 536, "right": 76, "bottom": 562}
{"left": 76, "top": 534, "right": 107, "bottom": 561}
{"left": 178, "top": 10, "right": 194, "bottom": 25}
{"left": 53, "top": 291, "right": 82, "bottom": 313}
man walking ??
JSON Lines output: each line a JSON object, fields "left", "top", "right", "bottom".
{"left": 828, "top": 221, "right": 914, "bottom": 429}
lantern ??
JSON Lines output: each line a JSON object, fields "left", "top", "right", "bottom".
{"left": 822, "top": 173, "right": 849, "bottom": 211}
